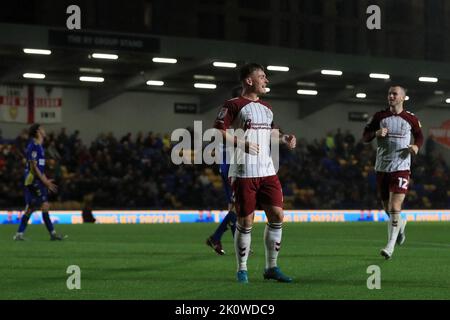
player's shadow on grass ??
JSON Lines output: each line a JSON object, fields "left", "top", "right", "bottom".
{"left": 94, "top": 254, "right": 215, "bottom": 275}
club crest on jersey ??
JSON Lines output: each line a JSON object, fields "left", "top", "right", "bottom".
{"left": 31, "top": 151, "right": 37, "bottom": 159}
{"left": 244, "top": 119, "right": 252, "bottom": 130}
{"left": 217, "top": 107, "right": 228, "bottom": 120}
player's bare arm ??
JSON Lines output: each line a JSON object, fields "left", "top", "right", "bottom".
{"left": 376, "top": 127, "right": 388, "bottom": 137}
{"left": 281, "top": 134, "right": 296, "bottom": 149}
{"left": 30, "top": 160, "right": 57, "bottom": 193}
{"left": 407, "top": 144, "right": 419, "bottom": 155}
{"left": 363, "top": 125, "right": 387, "bottom": 142}
{"left": 270, "top": 128, "right": 296, "bottom": 149}
{"left": 217, "top": 128, "right": 259, "bottom": 155}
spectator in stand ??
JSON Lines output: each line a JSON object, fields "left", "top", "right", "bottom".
{"left": 0, "top": 128, "right": 448, "bottom": 211}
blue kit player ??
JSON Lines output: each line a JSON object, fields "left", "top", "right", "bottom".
{"left": 13, "top": 123, "right": 66, "bottom": 241}
{"left": 206, "top": 145, "right": 237, "bottom": 255}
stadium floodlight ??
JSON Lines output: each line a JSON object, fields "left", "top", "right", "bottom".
{"left": 194, "top": 75, "right": 215, "bottom": 81}
{"left": 79, "top": 67, "right": 103, "bottom": 73}
{"left": 213, "top": 62, "right": 237, "bottom": 68}
{"left": 419, "top": 76, "right": 438, "bottom": 83}
{"left": 79, "top": 76, "right": 104, "bottom": 82}
{"left": 321, "top": 69, "right": 343, "bottom": 76}
{"left": 356, "top": 93, "right": 367, "bottom": 99}
{"left": 265, "top": 87, "right": 271, "bottom": 93}
{"left": 23, "top": 48, "right": 52, "bottom": 55}
{"left": 446, "top": 98, "right": 450, "bottom": 104}
{"left": 405, "top": 96, "right": 410, "bottom": 101}
{"left": 194, "top": 83, "right": 217, "bottom": 89}
{"left": 434, "top": 90, "right": 444, "bottom": 95}
{"left": 369, "top": 73, "right": 390, "bottom": 79}
{"left": 297, "top": 89, "right": 318, "bottom": 95}
{"left": 152, "top": 57, "right": 177, "bottom": 64}
{"left": 267, "top": 65, "right": 289, "bottom": 72}
{"left": 92, "top": 53, "right": 119, "bottom": 60}
{"left": 23, "top": 73, "right": 45, "bottom": 79}
{"left": 146, "top": 80, "right": 164, "bottom": 86}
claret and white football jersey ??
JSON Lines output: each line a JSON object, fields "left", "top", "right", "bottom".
{"left": 363, "top": 108, "right": 424, "bottom": 172}
{"left": 214, "top": 96, "right": 276, "bottom": 178}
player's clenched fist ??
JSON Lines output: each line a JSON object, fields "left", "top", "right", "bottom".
{"left": 282, "top": 134, "right": 296, "bottom": 149}
{"left": 407, "top": 144, "right": 419, "bottom": 155}
{"left": 376, "top": 127, "right": 388, "bottom": 137}
{"left": 245, "top": 141, "right": 260, "bottom": 155}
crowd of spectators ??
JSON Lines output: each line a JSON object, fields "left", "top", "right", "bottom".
{"left": 0, "top": 127, "right": 448, "bottom": 210}
{"left": 277, "top": 129, "right": 449, "bottom": 210}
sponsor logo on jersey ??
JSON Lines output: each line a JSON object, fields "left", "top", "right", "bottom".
{"left": 244, "top": 119, "right": 252, "bottom": 130}
{"left": 217, "top": 107, "right": 228, "bottom": 120}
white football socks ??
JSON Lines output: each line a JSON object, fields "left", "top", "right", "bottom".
{"left": 386, "top": 212, "right": 401, "bottom": 252}
{"left": 400, "top": 218, "right": 407, "bottom": 234}
{"left": 264, "top": 222, "right": 282, "bottom": 269}
{"left": 235, "top": 223, "right": 252, "bottom": 271}
{"left": 386, "top": 211, "right": 391, "bottom": 240}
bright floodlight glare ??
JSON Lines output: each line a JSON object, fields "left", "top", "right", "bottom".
{"left": 23, "top": 48, "right": 51, "bottom": 55}
{"left": 79, "top": 67, "right": 103, "bottom": 73}
{"left": 356, "top": 93, "right": 367, "bottom": 98}
{"left": 405, "top": 96, "right": 410, "bottom": 101}
{"left": 267, "top": 65, "right": 289, "bottom": 72}
{"left": 194, "top": 83, "right": 217, "bottom": 89}
{"left": 92, "top": 53, "right": 119, "bottom": 60}
{"left": 146, "top": 80, "right": 164, "bottom": 86}
{"left": 369, "top": 73, "right": 390, "bottom": 79}
{"left": 79, "top": 76, "right": 105, "bottom": 82}
{"left": 446, "top": 98, "right": 450, "bottom": 104}
{"left": 419, "top": 77, "right": 438, "bottom": 83}
{"left": 213, "top": 62, "right": 237, "bottom": 68}
{"left": 297, "top": 81, "right": 316, "bottom": 87}
{"left": 265, "top": 87, "right": 271, "bottom": 93}
{"left": 193, "top": 75, "right": 215, "bottom": 81}
{"left": 321, "top": 70, "right": 343, "bottom": 76}
{"left": 297, "top": 89, "right": 318, "bottom": 95}
{"left": 23, "top": 73, "right": 45, "bottom": 79}
{"left": 152, "top": 57, "right": 177, "bottom": 64}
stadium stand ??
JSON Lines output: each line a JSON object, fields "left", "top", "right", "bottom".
{"left": 1, "top": 128, "right": 448, "bottom": 210}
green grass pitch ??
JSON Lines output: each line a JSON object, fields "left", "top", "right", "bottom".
{"left": 0, "top": 222, "right": 449, "bottom": 300}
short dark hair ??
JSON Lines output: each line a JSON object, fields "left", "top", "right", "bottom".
{"left": 389, "top": 85, "right": 407, "bottom": 95}
{"left": 239, "top": 63, "right": 265, "bottom": 82}
{"left": 29, "top": 123, "right": 41, "bottom": 138}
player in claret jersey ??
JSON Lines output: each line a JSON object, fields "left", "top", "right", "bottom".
{"left": 363, "top": 86, "right": 423, "bottom": 259}
{"left": 213, "top": 63, "right": 296, "bottom": 283}
{"left": 13, "top": 123, "right": 66, "bottom": 241}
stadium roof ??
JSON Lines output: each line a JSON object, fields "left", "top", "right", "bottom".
{"left": 1, "top": 23, "right": 450, "bottom": 117}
